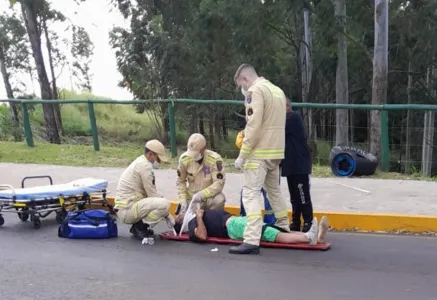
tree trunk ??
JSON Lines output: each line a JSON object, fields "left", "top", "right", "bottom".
{"left": 334, "top": 0, "right": 349, "bottom": 146}
{"left": 370, "top": 0, "right": 389, "bottom": 159}
{"left": 405, "top": 61, "right": 413, "bottom": 173}
{"left": 42, "top": 17, "right": 63, "bottom": 134}
{"left": 303, "top": 8, "right": 314, "bottom": 140}
{"left": 221, "top": 116, "right": 227, "bottom": 138}
{"left": 0, "top": 46, "right": 21, "bottom": 141}
{"left": 21, "top": 1, "right": 60, "bottom": 144}
{"left": 209, "top": 112, "right": 215, "bottom": 149}
{"left": 422, "top": 65, "right": 436, "bottom": 177}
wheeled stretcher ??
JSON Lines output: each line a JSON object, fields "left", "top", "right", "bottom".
{"left": 0, "top": 175, "right": 111, "bottom": 229}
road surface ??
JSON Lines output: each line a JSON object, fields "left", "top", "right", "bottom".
{"left": 1, "top": 213, "right": 437, "bottom": 300}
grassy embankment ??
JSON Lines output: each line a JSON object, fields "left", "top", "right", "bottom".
{"left": 0, "top": 90, "right": 434, "bottom": 180}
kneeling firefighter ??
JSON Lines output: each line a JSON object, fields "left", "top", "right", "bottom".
{"left": 176, "top": 133, "right": 227, "bottom": 214}
{"left": 114, "top": 140, "right": 174, "bottom": 239}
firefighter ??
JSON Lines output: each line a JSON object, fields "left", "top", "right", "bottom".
{"left": 236, "top": 130, "right": 276, "bottom": 225}
{"left": 176, "top": 133, "right": 226, "bottom": 214}
{"left": 114, "top": 139, "right": 174, "bottom": 239}
{"left": 231, "top": 63, "right": 290, "bottom": 255}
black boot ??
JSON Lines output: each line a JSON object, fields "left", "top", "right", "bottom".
{"left": 302, "top": 222, "right": 312, "bottom": 233}
{"left": 229, "top": 243, "right": 260, "bottom": 255}
{"left": 130, "top": 221, "right": 154, "bottom": 240}
{"left": 289, "top": 223, "right": 301, "bottom": 232}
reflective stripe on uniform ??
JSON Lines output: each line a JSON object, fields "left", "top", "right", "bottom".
{"left": 252, "top": 149, "right": 284, "bottom": 158}
{"left": 264, "top": 209, "right": 274, "bottom": 215}
{"left": 274, "top": 209, "right": 288, "bottom": 219}
{"left": 244, "top": 161, "right": 260, "bottom": 170}
{"left": 246, "top": 211, "right": 262, "bottom": 221}
{"left": 181, "top": 156, "right": 193, "bottom": 165}
{"left": 241, "top": 144, "right": 252, "bottom": 155}
{"left": 114, "top": 200, "right": 128, "bottom": 209}
{"left": 148, "top": 211, "right": 161, "bottom": 221}
{"left": 201, "top": 188, "right": 211, "bottom": 199}
{"left": 133, "top": 202, "right": 139, "bottom": 219}
{"left": 205, "top": 155, "right": 216, "bottom": 165}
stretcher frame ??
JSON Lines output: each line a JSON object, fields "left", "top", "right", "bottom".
{"left": 159, "top": 231, "right": 332, "bottom": 251}
{"left": 0, "top": 175, "right": 114, "bottom": 229}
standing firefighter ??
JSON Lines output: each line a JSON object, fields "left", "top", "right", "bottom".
{"left": 176, "top": 133, "right": 226, "bottom": 214}
{"left": 231, "top": 64, "right": 291, "bottom": 255}
{"left": 114, "top": 140, "right": 174, "bottom": 240}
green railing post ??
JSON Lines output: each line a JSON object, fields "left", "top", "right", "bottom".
{"left": 168, "top": 102, "right": 177, "bottom": 157}
{"left": 21, "top": 102, "right": 34, "bottom": 147}
{"left": 87, "top": 101, "right": 100, "bottom": 151}
{"left": 380, "top": 109, "right": 389, "bottom": 171}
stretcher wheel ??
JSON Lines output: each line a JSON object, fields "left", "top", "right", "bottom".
{"left": 18, "top": 211, "right": 29, "bottom": 222}
{"left": 55, "top": 211, "right": 67, "bottom": 224}
{"left": 0, "top": 215, "right": 4, "bottom": 227}
{"left": 33, "top": 217, "right": 41, "bottom": 229}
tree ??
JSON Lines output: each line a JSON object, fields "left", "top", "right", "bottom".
{"left": 10, "top": 0, "right": 60, "bottom": 144}
{"left": 0, "top": 12, "right": 30, "bottom": 141}
{"left": 39, "top": 1, "right": 67, "bottom": 132}
{"left": 334, "top": 0, "right": 349, "bottom": 146}
{"left": 370, "top": 0, "right": 388, "bottom": 161}
{"left": 71, "top": 25, "right": 94, "bottom": 92}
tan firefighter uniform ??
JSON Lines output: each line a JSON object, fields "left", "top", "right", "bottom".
{"left": 114, "top": 140, "right": 171, "bottom": 227}
{"left": 176, "top": 134, "right": 226, "bottom": 211}
{"left": 236, "top": 130, "right": 275, "bottom": 221}
{"left": 239, "top": 77, "right": 290, "bottom": 246}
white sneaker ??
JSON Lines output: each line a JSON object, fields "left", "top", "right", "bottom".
{"left": 304, "top": 217, "right": 319, "bottom": 245}
{"left": 318, "top": 216, "right": 329, "bottom": 243}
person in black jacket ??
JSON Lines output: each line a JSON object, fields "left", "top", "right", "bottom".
{"left": 281, "top": 99, "right": 314, "bottom": 233}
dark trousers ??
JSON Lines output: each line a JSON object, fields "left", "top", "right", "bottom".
{"left": 286, "top": 174, "right": 313, "bottom": 225}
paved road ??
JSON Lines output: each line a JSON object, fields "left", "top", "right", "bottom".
{"left": 1, "top": 213, "right": 437, "bottom": 300}
{"left": 2, "top": 163, "right": 437, "bottom": 215}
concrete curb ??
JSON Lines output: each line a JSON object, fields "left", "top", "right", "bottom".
{"left": 168, "top": 202, "right": 437, "bottom": 234}
{"left": 98, "top": 198, "right": 437, "bottom": 234}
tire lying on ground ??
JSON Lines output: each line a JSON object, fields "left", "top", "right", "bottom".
{"left": 328, "top": 146, "right": 378, "bottom": 177}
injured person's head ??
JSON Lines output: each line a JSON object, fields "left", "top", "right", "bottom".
{"left": 174, "top": 210, "right": 196, "bottom": 235}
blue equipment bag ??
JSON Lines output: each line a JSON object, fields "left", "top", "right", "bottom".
{"left": 58, "top": 209, "right": 118, "bottom": 239}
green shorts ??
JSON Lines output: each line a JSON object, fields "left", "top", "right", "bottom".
{"left": 226, "top": 216, "right": 280, "bottom": 242}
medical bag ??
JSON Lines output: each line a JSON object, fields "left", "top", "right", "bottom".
{"left": 58, "top": 209, "right": 118, "bottom": 239}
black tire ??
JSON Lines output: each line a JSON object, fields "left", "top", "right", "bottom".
{"left": 329, "top": 146, "right": 378, "bottom": 177}
{"left": 18, "top": 211, "right": 29, "bottom": 222}
{"left": 0, "top": 215, "right": 4, "bottom": 227}
{"left": 33, "top": 217, "right": 41, "bottom": 229}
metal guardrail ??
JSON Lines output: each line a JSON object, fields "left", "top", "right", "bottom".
{"left": 3, "top": 98, "right": 437, "bottom": 171}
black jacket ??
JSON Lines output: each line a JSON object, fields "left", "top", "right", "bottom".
{"left": 281, "top": 110, "right": 312, "bottom": 176}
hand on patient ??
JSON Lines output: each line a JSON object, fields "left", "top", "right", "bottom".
{"left": 196, "top": 209, "right": 204, "bottom": 218}
{"left": 191, "top": 192, "right": 202, "bottom": 204}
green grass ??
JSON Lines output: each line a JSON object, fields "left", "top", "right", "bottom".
{"left": 1, "top": 141, "right": 435, "bottom": 181}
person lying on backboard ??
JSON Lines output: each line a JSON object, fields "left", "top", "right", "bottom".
{"left": 173, "top": 208, "right": 329, "bottom": 246}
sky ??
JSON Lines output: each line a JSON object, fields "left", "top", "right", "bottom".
{"left": 0, "top": 0, "right": 133, "bottom": 100}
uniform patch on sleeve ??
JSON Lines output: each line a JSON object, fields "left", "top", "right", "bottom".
{"left": 204, "top": 167, "right": 210, "bottom": 174}
{"left": 247, "top": 107, "right": 253, "bottom": 116}
{"left": 216, "top": 161, "right": 223, "bottom": 171}
{"left": 217, "top": 173, "right": 223, "bottom": 180}
{"left": 246, "top": 97, "right": 252, "bottom": 104}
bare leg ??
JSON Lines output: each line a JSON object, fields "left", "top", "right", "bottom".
{"left": 275, "top": 217, "right": 319, "bottom": 245}
{"left": 318, "top": 216, "right": 329, "bottom": 243}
